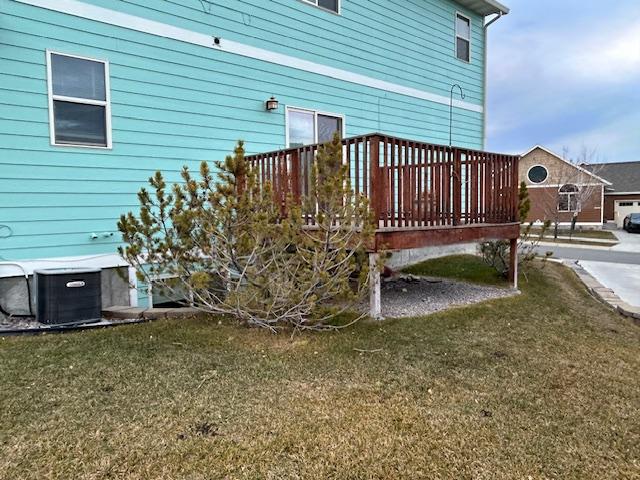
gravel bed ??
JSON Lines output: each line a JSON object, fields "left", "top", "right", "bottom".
{"left": 374, "top": 274, "right": 517, "bottom": 318}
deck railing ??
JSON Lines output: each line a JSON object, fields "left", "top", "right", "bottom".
{"left": 244, "top": 134, "right": 520, "bottom": 229}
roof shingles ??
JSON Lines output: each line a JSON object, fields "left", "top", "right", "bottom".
{"left": 588, "top": 162, "right": 640, "bottom": 193}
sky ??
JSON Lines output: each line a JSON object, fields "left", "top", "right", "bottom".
{"left": 486, "top": 0, "right": 640, "bottom": 163}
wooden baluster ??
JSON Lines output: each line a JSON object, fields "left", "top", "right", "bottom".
{"left": 363, "top": 138, "right": 368, "bottom": 197}
{"left": 369, "top": 136, "right": 381, "bottom": 228}
{"left": 435, "top": 147, "right": 441, "bottom": 226}
{"left": 417, "top": 144, "right": 423, "bottom": 227}
{"left": 291, "top": 149, "right": 301, "bottom": 204}
{"left": 390, "top": 138, "right": 396, "bottom": 227}
{"left": 354, "top": 138, "right": 360, "bottom": 198}
{"left": 471, "top": 151, "right": 478, "bottom": 224}
{"left": 513, "top": 155, "right": 520, "bottom": 222}
{"left": 453, "top": 148, "right": 461, "bottom": 226}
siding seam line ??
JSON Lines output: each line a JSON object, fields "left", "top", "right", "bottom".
{"left": 13, "top": 0, "right": 484, "bottom": 113}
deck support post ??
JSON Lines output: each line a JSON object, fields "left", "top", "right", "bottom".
{"left": 508, "top": 238, "right": 518, "bottom": 290}
{"left": 369, "top": 253, "right": 382, "bottom": 320}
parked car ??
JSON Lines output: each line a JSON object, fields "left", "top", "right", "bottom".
{"left": 623, "top": 213, "right": 640, "bottom": 233}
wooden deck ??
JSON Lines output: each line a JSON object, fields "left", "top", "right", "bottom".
{"left": 245, "top": 133, "right": 521, "bottom": 252}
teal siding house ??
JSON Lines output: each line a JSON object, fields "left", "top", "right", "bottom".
{"left": 0, "top": 0, "right": 511, "bottom": 313}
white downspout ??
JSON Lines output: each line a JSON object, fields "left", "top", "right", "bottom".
{"left": 483, "top": 12, "right": 503, "bottom": 150}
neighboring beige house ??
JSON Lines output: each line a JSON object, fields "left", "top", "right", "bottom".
{"left": 519, "top": 146, "right": 611, "bottom": 229}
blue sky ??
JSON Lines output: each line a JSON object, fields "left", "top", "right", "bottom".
{"left": 486, "top": 0, "right": 640, "bottom": 163}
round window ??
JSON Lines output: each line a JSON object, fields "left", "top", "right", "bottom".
{"left": 528, "top": 165, "right": 548, "bottom": 184}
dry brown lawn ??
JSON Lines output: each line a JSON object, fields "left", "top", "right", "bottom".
{"left": 1, "top": 260, "right": 638, "bottom": 479}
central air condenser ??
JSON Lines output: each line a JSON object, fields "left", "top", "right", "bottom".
{"left": 34, "top": 268, "right": 102, "bottom": 325}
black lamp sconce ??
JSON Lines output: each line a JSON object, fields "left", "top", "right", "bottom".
{"left": 265, "top": 96, "right": 279, "bottom": 111}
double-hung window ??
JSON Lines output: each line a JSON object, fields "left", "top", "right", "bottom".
{"left": 302, "top": 0, "right": 340, "bottom": 14}
{"left": 46, "top": 51, "right": 112, "bottom": 148}
{"left": 455, "top": 13, "right": 471, "bottom": 62}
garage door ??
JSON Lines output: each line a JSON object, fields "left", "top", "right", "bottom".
{"left": 615, "top": 200, "right": 640, "bottom": 227}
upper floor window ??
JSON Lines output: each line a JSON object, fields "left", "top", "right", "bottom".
{"left": 528, "top": 165, "right": 549, "bottom": 184}
{"left": 558, "top": 184, "right": 580, "bottom": 212}
{"left": 46, "top": 51, "right": 112, "bottom": 148}
{"left": 302, "top": 0, "right": 340, "bottom": 14}
{"left": 456, "top": 13, "right": 471, "bottom": 62}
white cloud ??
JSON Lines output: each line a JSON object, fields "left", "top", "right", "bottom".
{"left": 568, "top": 21, "right": 640, "bottom": 82}
{"left": 547, "top": 110, "right": 640, "bottom": 163}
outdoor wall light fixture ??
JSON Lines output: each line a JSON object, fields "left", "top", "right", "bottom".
{"left": 265, "top": 96, "right": 279, "bottom": 111}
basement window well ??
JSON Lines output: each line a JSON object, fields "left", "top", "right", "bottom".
{"left": 46, "top": 51, "right": 112, "bottom": 148}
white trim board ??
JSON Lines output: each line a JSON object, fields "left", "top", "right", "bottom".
{"left": 15, "top": 0, "right": 483, "bottom": 114}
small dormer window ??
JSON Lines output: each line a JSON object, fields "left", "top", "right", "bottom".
{"left": 456, "top": 13, "right": 471, "bottom": 62}
{"left": 303, "top": 0, "right": 340, "bottom": 14}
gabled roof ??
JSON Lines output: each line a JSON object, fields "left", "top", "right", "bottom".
{"left": 456, "top": 0, "right": 510, "bottom": 16}
{"left": 585, "top": 161, "right": 640, "bottom": 193}
{"left": 522, "top": 145, "right": 612, "bottom": 186}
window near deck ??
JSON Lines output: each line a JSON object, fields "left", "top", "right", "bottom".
{"left": 286, "top": 107, "right": 344, "bottom": 148}
{"left": 302, "top": 0, "right": 340, "bottom": 14}
{"left": 558, "top": 184, "right": 580, "bottom": 212}
{"left": 455, "top": 13, "right": 471, "bottom": 62}
{"left": 46, "top": 51, "right": 111, "bottom": 148}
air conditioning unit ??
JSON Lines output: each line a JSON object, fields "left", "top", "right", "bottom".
{"left": 35, "top": 268, "right": 102, "bottom": 325}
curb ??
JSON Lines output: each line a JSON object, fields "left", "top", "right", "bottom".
{"left": 540, "top": 236, "right": 618, "bottom": 245}
{"left": 536, "top": 242, "right": 615, "bottom": 251}
{"left": 566, "top": 261, "right": 640, "bottom": 323}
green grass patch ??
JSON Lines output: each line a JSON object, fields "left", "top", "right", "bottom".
{"left": 1, "top": 263, "right": 638, "bottom": 479}
{"left": 403, "top": 254, "right": 508, "bottom": 286}
{"left": 525, "top": 227, "right": 618, "bottom": 240}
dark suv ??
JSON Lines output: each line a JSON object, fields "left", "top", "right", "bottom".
{"left": 623, "top": 213, "right": 640, "bottom": 233}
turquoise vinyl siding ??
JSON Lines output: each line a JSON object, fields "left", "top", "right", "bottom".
{"left": 0, "top": 0, "right": 486, "bottom": 262}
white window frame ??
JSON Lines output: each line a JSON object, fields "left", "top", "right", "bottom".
{"left": 285, "top": 106, "right": 346, "bottom": 148}
{"left": 558, "top": 184, "right": 580, "bottom": 213}
{"left": 455, "top": 12, "right": 471, "bottom": 63}
{"left": 527, "top": 164, "right": 549, "bottom": 185}
{"left": 300, "top": 0, "right": 341, "bottom": 15}
{"left": 46, "top": 50, "right": 112, "bottom": 149}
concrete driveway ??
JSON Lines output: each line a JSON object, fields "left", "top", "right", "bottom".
{"left": 611, "top": 229, "right": 640, "bottom": 253}
{"left": 579, "top": 261, "right": 640, "bottom": 308}
{"left": 539, "top": 227, "right": 640, "bottom": 308}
